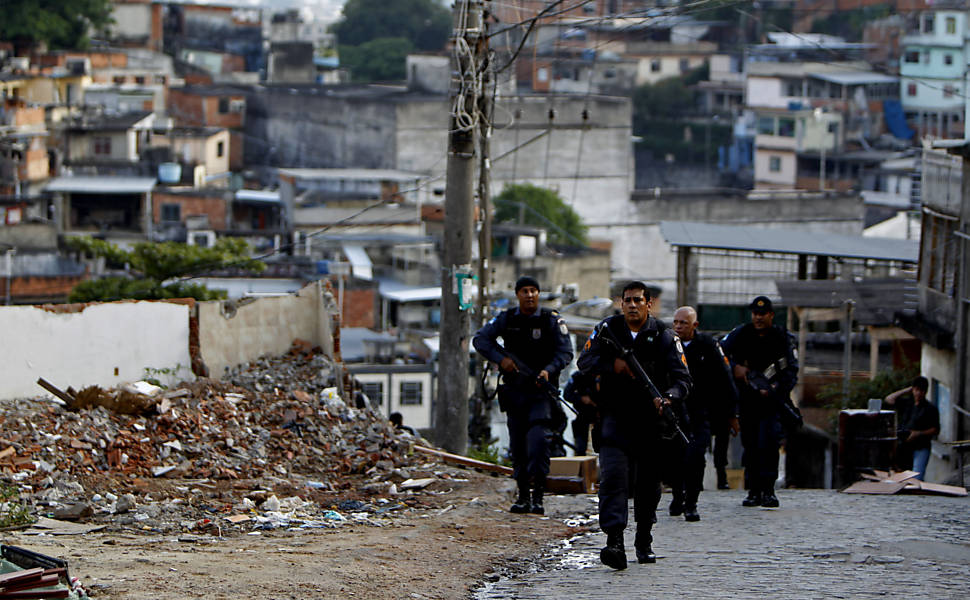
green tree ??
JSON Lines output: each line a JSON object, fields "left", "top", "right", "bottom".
{"left": 493, "top": 184, "right": 588, "bottom": 247}
{"left": 331, "top": 0, "right": 450, "bottom": 51}
{"left": 66, "top": 237, "right": 265, "bottom": 302}
{"left": 0, "top": 0, "right": 113, "bottom": 53}
{"left": 339, "top": 38, "right": 415, "bottom": 82}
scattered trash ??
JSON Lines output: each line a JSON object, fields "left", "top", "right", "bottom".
{"left": 842, "top": 470, "right": 968, "bottom": 496}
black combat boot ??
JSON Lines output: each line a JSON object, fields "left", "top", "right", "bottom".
{"left": 600, "top": 529, "right": 627, "bottom": 570}
{"left": 683, "top": 503, "right": 700, "bottom": 521}
{"left": 742, "top": 489, "right": 762, "bottom": 507}
{"left": 634, "top": 528, "right": 656, "bottom": 564}
{"left": 716, "top": 468, "right": 730, "bottom": 490}
{"left": 668, "top": 493, "right": 684, "bottom": 517}
{"left": 529, "top": 484, "right": 544, "bottom": 515}
{"left": 761, "top": 487, "right": 779, "bottom": 508}
{"left": 510, "top": 482, "right": 530, "bottom": 513}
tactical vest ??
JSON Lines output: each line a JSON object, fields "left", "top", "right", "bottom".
{"left": 500, "top": 308, "right": 561, "bottom": 377}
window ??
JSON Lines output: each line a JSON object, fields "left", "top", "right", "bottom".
{"left": 903, "top": 50, "right": 920, "bottom": 63}
{"left": 160, "top": 203, "right": 181, "bottom": 222}
{"left": 922, "top": 213, "right": 957, "bottom": 294}
{"left": 679, "top": 58, "right": 689, "bottom": 73}
{"left": 827, "top": 122, "right": 839, "bottom": 135}
{"left": 650, "top": 59, "right": 661, "bottom": 72}
{"left": 399, "top": 381, "right": 423, "bottom": 405}
{"left": 944, "top": 85, "right": 955, "bottom": 98}
{"left": 229, "top": 99, "right": 245, "bottom": 113}
{"left": 923, "top": 14, "right": 934, "bottom": 33}
{"left": 218, "top": 97, "right": 229, "bottom": 113}
{"left": 757, "top": 116, "right": 775, "bottom": 135}
{"left": 907, "top": 83, "right": 918, "bottom": 96}
{"left": 945, "top": 53, "right": 954, "bottom": 66}
{"left": 217, "top": 141, "right": 225, "bottom": 158}
{"left": 135, "top": 76, "right": 145, "bottom": 85}
{"left": 785, "top": 80, "right": 800, "bottom": 97}
{"left": 93, "top": 136, "right": 111, "bottom": 155}
{"left": 769, "top": 156, "right": 781, "bottom": 172}
{"left": 778, "top": 118, "right": 795, "bottom": 137}
{"left": 361, "top": 382, "right": 384, "bottom": 408}
{"left": 946, "top": 16, "right": 957, "bottom": 34}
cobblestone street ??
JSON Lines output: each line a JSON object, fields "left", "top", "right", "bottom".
{"left": 477, "top": 488, "right": 970, "bottom": 599}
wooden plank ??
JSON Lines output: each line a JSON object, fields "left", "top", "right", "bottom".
{"left": 888, "top": 470, "right": 920, "bottom": 483}
{"left": 0, "top": 570, "right": 43, "bottom": 588}
{"left": 35, "top": 378, "right": 74, "bottom": 405}
{"left": 413, "top": 445, "right": 513, "bottom": 475}
{"left": 842, "top": 480, "right": 906, "bottom": 494}
{"left": 0, "top": 447, "right": 14, "bottom": 460}
{"left": 0, "top": 588, "right": 70, "bottom": 599}
{"left": 0, "top": 574, "right": 58, "bottom": 593}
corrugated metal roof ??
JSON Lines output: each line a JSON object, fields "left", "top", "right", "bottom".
{"left": 775, "top": 278, "right": 917, "bottom": 326}
{"left": 235, "top": 190, "right": 281, "bottom": 204}
{"left": 659, "top": 221, "right": 918, "bottom": 262}
{"left": 45, "top": 176, "right": 157, "bottom": 194}
{"left": 278, "top": 168, "right": 426, "bottom": 182}
{"left": 808, "top": 71, "right": 898, "bottom": 85}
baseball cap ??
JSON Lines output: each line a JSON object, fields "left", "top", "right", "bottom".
{"left": 749, "top": 296, "right": 773, "bottom": 313}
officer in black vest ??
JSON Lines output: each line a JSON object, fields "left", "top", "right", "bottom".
{"left": 668, "top": 305, "right": 739, "bottom": 521}
{"left": 577, "top": 281, "right": 692, "bottom": 570}
{"left": 720, "top": 296, "right": 798, "bottom": 508}
{"left": 473, "top": 276, "right": 573, "bottom": 515}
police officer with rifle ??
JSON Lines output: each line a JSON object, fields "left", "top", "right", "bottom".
{"left": 577, "top": 281, "right": 692, "bottom": 570}
{"left": 720, "top": 295, "right": 800, "bottom": 508}
{"left": 473, "top": 276, "right": 573, "bottom": 515}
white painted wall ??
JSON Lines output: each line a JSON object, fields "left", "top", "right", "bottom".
{"left": 0, "top": 302, "right": 191, "bottom": 400}
{"left": 746, "top": 77, "right": 788, "bottom": 108}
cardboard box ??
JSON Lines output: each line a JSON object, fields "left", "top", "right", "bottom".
{"left": 546, "top": 456, "right": 598, "bottom": 494}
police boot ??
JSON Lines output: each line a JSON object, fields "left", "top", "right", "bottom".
{"left": 510, "top": 483, "right": 530, "bottom": 514}
{"left": 668, "top": 492, "right": 684, "bottom": 517}
{"left": 634, "top": 528, "right": 656, "bottom": 564}
{"left": 761, "top": 487, "right": 779, "bottom": 508}
{"left": 716, "top": 468, "right": 730, "bottom": 490}
{"left": 683, "top": 503, "right": 700, "bottom": 521}
{"left": 600, "top": 529, "right": 627, "bottom": 570}
{"left": 529, "top": 484, "right": 544, "bottom": 515}
{"left": 742, "top": 489, "right": 762, "bottom": 507}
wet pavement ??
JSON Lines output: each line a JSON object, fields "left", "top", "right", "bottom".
{"left": 476, "top": 488, "right": 970, "bottom": 599}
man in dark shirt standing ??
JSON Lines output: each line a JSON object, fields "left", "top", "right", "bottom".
{"left": 669, "top": 305, "right": 739, "bottom": 521}
{"left": 577, "top": 281, "right": 692, "bottom": 570}
{"left": 720, "top": 296, "right": 798, "bottom": 508}
{"left": 473, "top": 276, "right": 573, "bottom": 515}
{"left": 885, "top": 376, "right": 940, "bottom": 481}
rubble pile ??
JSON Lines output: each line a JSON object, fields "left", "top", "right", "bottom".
{"left": 0, "top": 342, "right": 450, "bottom": 535}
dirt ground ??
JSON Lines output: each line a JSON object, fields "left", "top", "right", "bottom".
{"left": 2, "top": 468, "right": 595, "bottom": 600}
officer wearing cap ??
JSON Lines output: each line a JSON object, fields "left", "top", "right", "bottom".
{"left": 473, "top": 275, "right": 573, "bottom": 515}
{"left": 720, "top": 296, "right": 798, "bottom": 508}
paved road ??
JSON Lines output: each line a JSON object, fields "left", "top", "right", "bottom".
{"left": 476, "top": 488, "right": 970, "bottom": 599}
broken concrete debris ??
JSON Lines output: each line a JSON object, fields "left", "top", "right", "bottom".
{"left": 1, "top": 342, "right": 466, "bottom": 542}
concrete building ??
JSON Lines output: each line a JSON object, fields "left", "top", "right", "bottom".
{"left": 167, "top": 85, "right": 246, "bottom": 170}
{"left": 899, "top": 6, "right": 968, "bottom": 139}
{"left": 890, "top": 140, "right": 970, "bottom": 482}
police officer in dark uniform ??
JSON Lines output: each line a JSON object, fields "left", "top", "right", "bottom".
{"left": 563, "top": 370, "right": 600, "bottom": 456}
{"left": 668, "top": 305, "right": 739, "bottom": 521}
{"left": 577, "top": 281, "right": 692, "bottom": 570}
{"left": 720, "top": 295, "right": 798, "bottom": 508}
{"left": 473, "top": 276, "right": 573, "bottom": 515}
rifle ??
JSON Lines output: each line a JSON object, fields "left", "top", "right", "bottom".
{"left": 746, "top": 369, "right": 803, "bottom": 431}
{"left": 500, "top": 352, "right": 578, "bottom": 414}
{"left": 496, "top": 353, "right": 579, "bottom": 452}
{"left": 594, "top": 324, "right": 690, "bottom": 447}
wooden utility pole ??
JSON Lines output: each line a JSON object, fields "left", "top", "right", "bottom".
{"left": 436, "top": 0, "right": 487, "bottom": 453}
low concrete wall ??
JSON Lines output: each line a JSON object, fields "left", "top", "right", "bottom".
{"left": 0, "top": 301, "right": 191, "bottom": 400}
{"left": 197, "top": 281, "right": 336, "bottom": 378}
{"left": 0, "top": 283, "right": 338, "bottom": 401}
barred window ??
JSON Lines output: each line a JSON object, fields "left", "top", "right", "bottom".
{"left": 400, "top": 381, "right": 423, "bottom": 406}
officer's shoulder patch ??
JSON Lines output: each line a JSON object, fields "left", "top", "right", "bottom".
{"left": 558, "top": 318, "right": 569, "bottom": 335}
{"left": 674, "top": 337, "right": 684, "bottom": 355}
